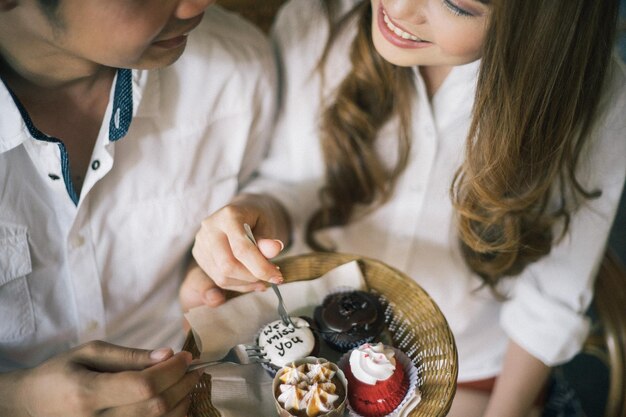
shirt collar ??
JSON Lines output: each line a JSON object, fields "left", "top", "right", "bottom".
{"left": 0, "top": 78, "right": 29, "bottom": 154}
{"left": 0, "top": 67, "right": 158, "bottom": 155}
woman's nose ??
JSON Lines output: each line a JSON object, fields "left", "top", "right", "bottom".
{"left": 175, "top": 0, "right": 217, "bottom": 20}
{"left": 383, "top": 0, "right": 427, "bottom": 24}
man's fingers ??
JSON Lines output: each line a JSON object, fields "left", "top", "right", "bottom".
{"left": 101, "top": 368, "right": 199, "bottom": 417}
{"left": 73, "top": 341, "right": 174, "bottom": 372}
{"left": 86, "top": 351, "right": 193, "bottom": 410}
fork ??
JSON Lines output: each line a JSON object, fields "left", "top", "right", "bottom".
{"left": 243, "top": 223, "right": 297, "bottom": 328}
{"left": 187, "top": 344, "right": 268, "bottom": 371}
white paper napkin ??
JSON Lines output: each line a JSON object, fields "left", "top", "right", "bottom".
{"left": 184, "top": 261, "right": 366, "bottom": 417}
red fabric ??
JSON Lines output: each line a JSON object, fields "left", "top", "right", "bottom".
{"left": 457, "top": 377, "right": 547, "bottom": 406}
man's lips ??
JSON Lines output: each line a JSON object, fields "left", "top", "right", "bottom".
{"left": 153, "top": 13, "right": 204, "bottom": 48}
{"left": 152, "top": 35, "right": 188, "bottom": 49}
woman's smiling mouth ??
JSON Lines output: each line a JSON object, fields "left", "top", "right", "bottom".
{"left": 377, "top": 5, "right": 431, "bottom": 49}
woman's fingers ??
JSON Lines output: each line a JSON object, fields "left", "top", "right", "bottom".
{"left": 256, "top": 238, "right": 284, "bottom": 259}
{"left": 225, "top": 229, "right": 283, "bottom": 283}
{"left": 191, "top": 201, "right": 288, "bottom": 294}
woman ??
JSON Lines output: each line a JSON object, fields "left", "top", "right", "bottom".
{"left": 182, "top": 0, "right": 626, "bottom": 415}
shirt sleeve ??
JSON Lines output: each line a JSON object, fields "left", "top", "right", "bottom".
{"left": 242, "top": 0, "right": 334, "bottom": 246}
{"left": 500, "top": 58, "right": 626, "bottom": 366}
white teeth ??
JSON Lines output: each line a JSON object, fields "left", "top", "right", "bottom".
{"left": 383, "top": 11, "right": 422, "bottom": 42}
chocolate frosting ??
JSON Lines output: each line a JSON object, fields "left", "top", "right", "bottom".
{"left": 314, "top": 291, "right": 385, "bottom": 337}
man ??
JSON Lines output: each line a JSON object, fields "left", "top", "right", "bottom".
{"left": 0, "top": 0, "right": 277, "bottom": 415}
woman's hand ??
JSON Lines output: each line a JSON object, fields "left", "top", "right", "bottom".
{"left": 0, "top": 341, "right": 202, "bottom": 417}
{"left": 180, "top": 193, "right": 291, "bottom": 312}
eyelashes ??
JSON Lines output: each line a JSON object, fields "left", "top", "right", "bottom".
{"left": 442, "top": 0, "right": 474, "bottom": 17}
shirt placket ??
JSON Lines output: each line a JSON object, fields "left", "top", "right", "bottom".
{"left": 383, "top": 90, "right": 438, "bottom": 272}
{"left": 67, "top": 201, "right": 106, "bottom": 343}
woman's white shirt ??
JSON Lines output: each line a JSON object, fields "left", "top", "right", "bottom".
{"left": 246, "top": 0, "right": 626, "bottom": 381}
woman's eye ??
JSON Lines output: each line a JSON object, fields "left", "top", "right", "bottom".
{"left": 442, "top": 0, "right": 474, "bottom": 17}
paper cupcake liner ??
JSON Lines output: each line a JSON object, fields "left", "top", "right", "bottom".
{"left": 272, "top": 356, "right": 348, "bottom": 417}
{"left": 338, "top": 347, "right": 421, "bottom": 417}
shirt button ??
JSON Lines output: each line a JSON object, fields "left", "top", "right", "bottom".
{"left": 71, "top": 235, "right": 85, "bottom": 248}
{"left": 86, "top": 320, "right": 99, "bottom": 332}
{"left": 91, "top": 160, "right": 100, "bottom": 170}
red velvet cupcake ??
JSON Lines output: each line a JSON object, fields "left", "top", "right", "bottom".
{"left": 342, "top": 343, "right": 409, "bottom": 417}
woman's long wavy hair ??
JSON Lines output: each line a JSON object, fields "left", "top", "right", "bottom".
{"left": 308, "top": 0, "right": 620, "bottom": 289}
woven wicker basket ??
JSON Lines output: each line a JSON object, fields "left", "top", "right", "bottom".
{"left": 184, "top": 252, "right": 458, "bottom": 417}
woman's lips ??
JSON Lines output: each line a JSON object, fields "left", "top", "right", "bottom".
{"left": 377, "top": 5, "right": 431, "bottom": 49}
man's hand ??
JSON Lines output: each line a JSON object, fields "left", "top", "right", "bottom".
{"left": 1, "top": 341, "right": 202, "bottom": 417}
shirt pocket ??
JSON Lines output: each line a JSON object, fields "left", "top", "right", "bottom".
{"left": 0, "top": 223, "right": 35, "bottom": 342}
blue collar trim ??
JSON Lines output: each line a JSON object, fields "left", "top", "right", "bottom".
{"left": 109, "top": 69, "right": 133, "bottom": 141}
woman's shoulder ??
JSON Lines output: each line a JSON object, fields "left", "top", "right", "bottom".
{"left": 272, "top": 0, "right": 361, "bottom": 68}
{"left": 272, "top": 0, "right": 361, "bottom": 40}
{"left": 596, "top": 54, "right": 626, "bottom": 137}
{"left": 188, "top": 6, "right": 273, "bottom": 66}
{"left": 276, "top": 0, "right": 361, "bottom": 24}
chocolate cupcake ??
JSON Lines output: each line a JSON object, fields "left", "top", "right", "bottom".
{"left": 314, "top": 290, "right": 386, "bottom": 352}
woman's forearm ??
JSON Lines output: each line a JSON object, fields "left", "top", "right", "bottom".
{"left": 483, "top": 339, "right": 550, "bottom": 417}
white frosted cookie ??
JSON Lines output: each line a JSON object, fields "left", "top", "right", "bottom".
{"left": 258, "top": 317, "right": 317, "bottom": 368}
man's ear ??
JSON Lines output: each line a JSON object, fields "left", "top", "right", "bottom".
{"left": 0, "top": 0, "right": 18, "bottom": 12}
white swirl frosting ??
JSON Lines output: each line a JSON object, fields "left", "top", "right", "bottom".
{"left": 303, "top": 383, "right": 339, "bottom": 416}
{"left": 279, "top": 364, "right": 308, "bottom": 385}
{"left": 349, "top": 343, "right": 396, "bottom": 385}
{"left": 276, "top": 362, "right": 341, "bottom": 416}
{"left": 277, "top": 384, "right": 308, "bottom": 411}
{"left": 306, "top": 362, "right": 336, "bottom": 383}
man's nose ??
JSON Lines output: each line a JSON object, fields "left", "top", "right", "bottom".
{"left": 175, "top": 0, "right": 217, "bottom": 20}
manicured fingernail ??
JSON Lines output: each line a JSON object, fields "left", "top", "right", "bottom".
{"left": 270, "top": 276, "right": 283, "bottom": 284}
{"left": 274, "top": 239, "right": 285, "bottom": 251}
{"left": 150, "top": 347, "right": 173, "bottom": 361}
{"left": 275, "top": 265, "right": 281, "bottom": 270}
